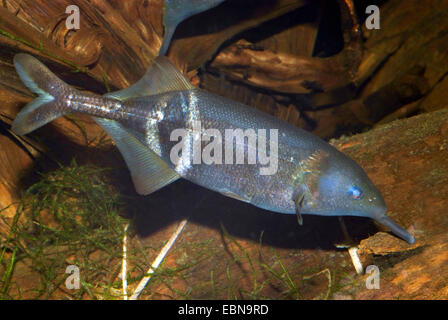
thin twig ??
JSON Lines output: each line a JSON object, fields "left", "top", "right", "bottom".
{"left": 129, "top": 219, "right": 188, "bottom": 300}
{"left": 303, "top": 268, "right": 332, "bottom": 299}
{"left": 121, "top": 223, "right": 129, "bottom": 300}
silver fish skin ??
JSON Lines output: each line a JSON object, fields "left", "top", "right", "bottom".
{"left": 11, "top": 54, "right": 415, "bottom": 244}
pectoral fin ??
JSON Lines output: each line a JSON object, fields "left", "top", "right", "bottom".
{"left": 94, "top": 118, "right": 179, "bottom": 195}
{"left": 295, "top": 194, "right": 305, "bottom": 226}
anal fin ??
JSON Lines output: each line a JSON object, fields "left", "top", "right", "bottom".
{"left": 94, "top": 118, "right": 179, "bottom": 195}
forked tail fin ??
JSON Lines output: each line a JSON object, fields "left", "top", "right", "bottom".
{"left": 11, "top": 54, "right": 75, "bottom": 135}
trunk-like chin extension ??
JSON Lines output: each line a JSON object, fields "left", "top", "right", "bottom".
{"left": 375, "top": 215, "right": 415, "bottom": 244}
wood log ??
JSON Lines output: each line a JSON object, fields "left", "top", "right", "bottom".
{"left": 207, "top": 0, "right": 363, "bottom": 96}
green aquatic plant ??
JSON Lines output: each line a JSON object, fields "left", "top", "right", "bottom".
{"left": 0, "top": 160, "right": 129, "bottom": 299}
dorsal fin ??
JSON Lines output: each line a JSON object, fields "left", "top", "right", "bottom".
{"left": 105, "top": 56, "right": 194, "bottom": 101}
{"left": 94, "top": 117, "right": 180, "bottom": 195}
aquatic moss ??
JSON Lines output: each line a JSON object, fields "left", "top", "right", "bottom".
{"left": 0, "top": 160, "right": 128, "bottom": 299}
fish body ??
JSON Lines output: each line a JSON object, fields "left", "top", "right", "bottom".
{"left": 11, "top": 54, "right": 414, "bottom": 244}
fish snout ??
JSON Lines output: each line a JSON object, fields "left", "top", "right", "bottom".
{"left": 373, "top": 212, "right": 415, "bottom": 244}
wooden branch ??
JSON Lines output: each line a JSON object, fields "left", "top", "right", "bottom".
{"left": 209, "top": 41, "right": 352, "bottom": 94}
{"left": 204, "top": 0, "right": 363, "bottom": 97}
{"left": 168, "top": 0, "right": 306, "bottom": 71}
{"left": 0, "top": 0, "right": 163, "bottom": 91}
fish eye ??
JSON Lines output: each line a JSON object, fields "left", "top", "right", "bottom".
{"left": 349, "top": 186, "right": 363, "bottom": 200}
